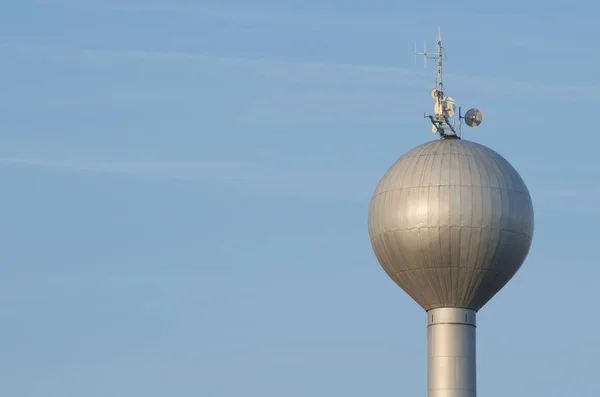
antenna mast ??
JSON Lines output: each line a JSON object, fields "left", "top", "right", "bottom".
{"left": 415, "top": 28, "right": 459, "bottom": 139}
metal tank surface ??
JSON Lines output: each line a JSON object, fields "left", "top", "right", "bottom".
{"left": 368, "top": 30, "right": 534, "bottom": 397}
{"left": 368, "top": 138, "right": 534, "bottom": 311}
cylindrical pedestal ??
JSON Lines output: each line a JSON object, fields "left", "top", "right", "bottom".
{"left": 428, "top": 308, "right": 477, "bottom": 397}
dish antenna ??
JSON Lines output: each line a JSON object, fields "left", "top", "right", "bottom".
{"left": 462, "top": 108, "right": 483, "bottom": 128}
{"left": 415, "top": 28, "right": 482, "bottom": 138}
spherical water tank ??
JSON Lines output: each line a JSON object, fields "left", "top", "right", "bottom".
{"left": 368, "top": 138, "right": 534, "bottom": 311}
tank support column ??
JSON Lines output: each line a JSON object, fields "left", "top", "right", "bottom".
{"left": 427, "top": 308, "right": 477, "bottom": 397}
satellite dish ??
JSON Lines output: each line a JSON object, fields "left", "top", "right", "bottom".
{"left": 431, "top": 88, "right": 442, "bottom": 100}
{"left": 464, "top": 108, "right": 483, "bottom": 127}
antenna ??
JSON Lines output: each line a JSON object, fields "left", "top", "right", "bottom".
{"left": 414, "top": 28, "right": 483, "bottom": 139}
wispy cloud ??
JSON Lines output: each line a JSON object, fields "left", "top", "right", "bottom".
{"left": 1, "top": 155, "right": 597, "bottom": 213}
{"left": 536, "top": 188, "right": 600, "bottom": 200}
{"left": 0, "top": 42, "right": 424, "bottom": 121}
{"left": 528, "top": 188, "right": 600, "bottom": 215}
{"left": 0, "top": 42, "right": 412, "bottom": 76}
{"left": 2, "top": 42, "right": 598, "bottom": 102}
{"left": 0, "top": 156, "right": 377, "bottom": 202}
{"left": 35, "top": 1, "right": 599, "bottom": 26}
{"left": 30, "top": 2, "right": 435, "bottom": 29}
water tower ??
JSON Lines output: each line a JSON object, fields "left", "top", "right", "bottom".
{"left": 368, "top": 29, "right": 534, "bottom": 397}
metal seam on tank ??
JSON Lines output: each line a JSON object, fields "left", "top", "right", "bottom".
{"left": 372, "top": 240, "right": 387, "bottom": 272}
{"left": 398, "top": 199, "right": 419, "bottom": 272}
{"left": 369, "top": 216, "right": 533, "bottom": 238}
{"left": 390, "top": 156, "right": 404, "bottom": 192}
{"left": 368, "top": 193, "right": 376, "bottom": 237}
{"left": 458, "top": 156, "right": 473, "bottom": 296}
{"left": 455, "top": 151, "right": 465, "bottom": 303}
{"left": 473, "top": 149, "right": 495, "bottom": 304}
{"left": 427, "top": 227, "right": 442, "bottom": 303}
{"left": 388, "top": 211, "right": 405, "bottom": 282}
{"left": 402, "top": 149, "right": 503, "bottom": 160}
{"left": 372, "top": 189, "right": 380, "bottom": 235}
{"left": 486, "top": 162, "right": 510, "bottom": 266}
{"left": 381, "top": 187, "right": 389, "bottom": 234}
{"left": 509, "top": 168, "right": 526, "bottom": 233}
{"left": 428, "top": 142, "right": 440, "bottom": 156}
{"left": 379, "top": 196, "right": 397, "bottom": 264}
{"left": 402, "top": 152, "right": 498, "bottom": 160}
{"left": 393, "top": 228, "right": 414, "bottom": 273}
{"left": 367, "top": 194, "right": 374, "bottom": 234}
{"left": 462, "top": 152, "right": 481, "bottom": 305}
{"left": 436, "top": 157, "right": 448, "bottom": 303}
{"left": 392, "top": 268, "right": 423, "bottom": 306}
{"left": 470, "top": 233, "right": 487, "bottom": 304}
{"left": 414, "top": 205, "right": 431, "bottom": 290}
{"left": 398, "top": 153, "right": 417, "bottom": 201}
{"left": 372, "top": 170, "right": 386, "bottom": 197}
{"left": 400, "top": 150, "right": 420, "bottom": 194}
{"left": 498, "top": 157, "right": 520, "bottom": 192}
{"left": 457, "top": 153, "right": 468, "bottom": 298}
{"left": 371, "top": 231, "right": 531, "bottom": 255}
{"left": 436, "top": 141, "right": 444, "bottom": 155}
{"left": 383, "top": 192, "right": 399, "bottom": 270}
{"left": 390, "top": 235, "right": 421, "bottom": 302}
{"left": 371, "top": 232, "right": 387, "bottom": 267}
{"left": 485, "top": 157, "right": 506, "bottom": 225}
{"left": 372, "top": 185, "right": 530, "bottom": 199}
{"left": 434, "top": 154, "right": 444, "bottom": 301}
{"left": 495, "top": 174, "right": 511, "bottom": 280}
{"left": 379, "top": 251, "right": 420, "bottom": 302}
{"left": 468, "top": 151, "right": 492, "bottom": 305}
{"left": 440, "top": 152, "right": 450, "bottom": 303}
{"left": 410, "top": 156, "right": 427, "bottom": 276}
{"left": 377, "top": 153, "right": 403, "bottom": 196}
{"left": 477, "top": 142, "right": 504, "bottom": 159}
{"left": 370, "top": 232, "right": 531, "bottom": 271}
{"left": 379, "top": 163, "right": 393, "bottom": 197}
{"left": 485, "top": 234, "right": 514, "bottom": 294}
{"left": 416, "top": 142, "right": 429, "bottom": 156}
{"left": 370, "top": 191, "right": 380, "bottom": 239}
{"left": 459, "top": 140, "right": 470, "bottom": 156}
{"left": 408, "top": 262, "right": 429, "bottom": 301}
{"left": 421, "top": 151, "right": 440, "bottom": 302}
{"left": 437, "top": 184, "right": 448, "bottom": 302}
{"left": 408, "top": 263, "right": 428, "bottom": 305}
{"left": 379, "top": 236, "right": 398, "bottom": 282}
{"left": 371, "top": 149, "right": 526, "bottom": 189}
{"left": 383, "top": 266, "right": 517, "bottom": 274}
{"left": 476, "top": 150, "right": 495, "bottom": 290}
{"left": 509, "top": 165, "right": 529, "bottom": 232}
{"left": 478, "top": 160, "right": 512, "bottom": 302}
{"left": 456, "top": 157, "right": 466, "bottom": 302}
{"left": 482, "top": 188, "right": 499, "bottom": 268}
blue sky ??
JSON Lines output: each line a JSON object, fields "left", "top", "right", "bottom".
{"left": 0, "top": 1, "right": 598, "bottom": 396}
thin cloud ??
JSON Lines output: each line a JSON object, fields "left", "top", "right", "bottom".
{"left": 0, "top": 42, "right": 411, "bottom": 76}
{"left": 34, "top": 1, "right": 599, "bottom": 26}
{"left": 0, "top": 156, "right": 596, "bottom": 213}
{"left": 529, "top": 188, "right": 600, "bottom": 215}
{"left": 536, "top": 188, "right": 600, "bottom": 200}
{"left": 0, "top": 156, "right": 377, "bottom": 202}
{"left": 1, "top": 42, "right": 598, "bottom": 102}
{"left": 29, "top": 2, "right": 437, "bottom": 29}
